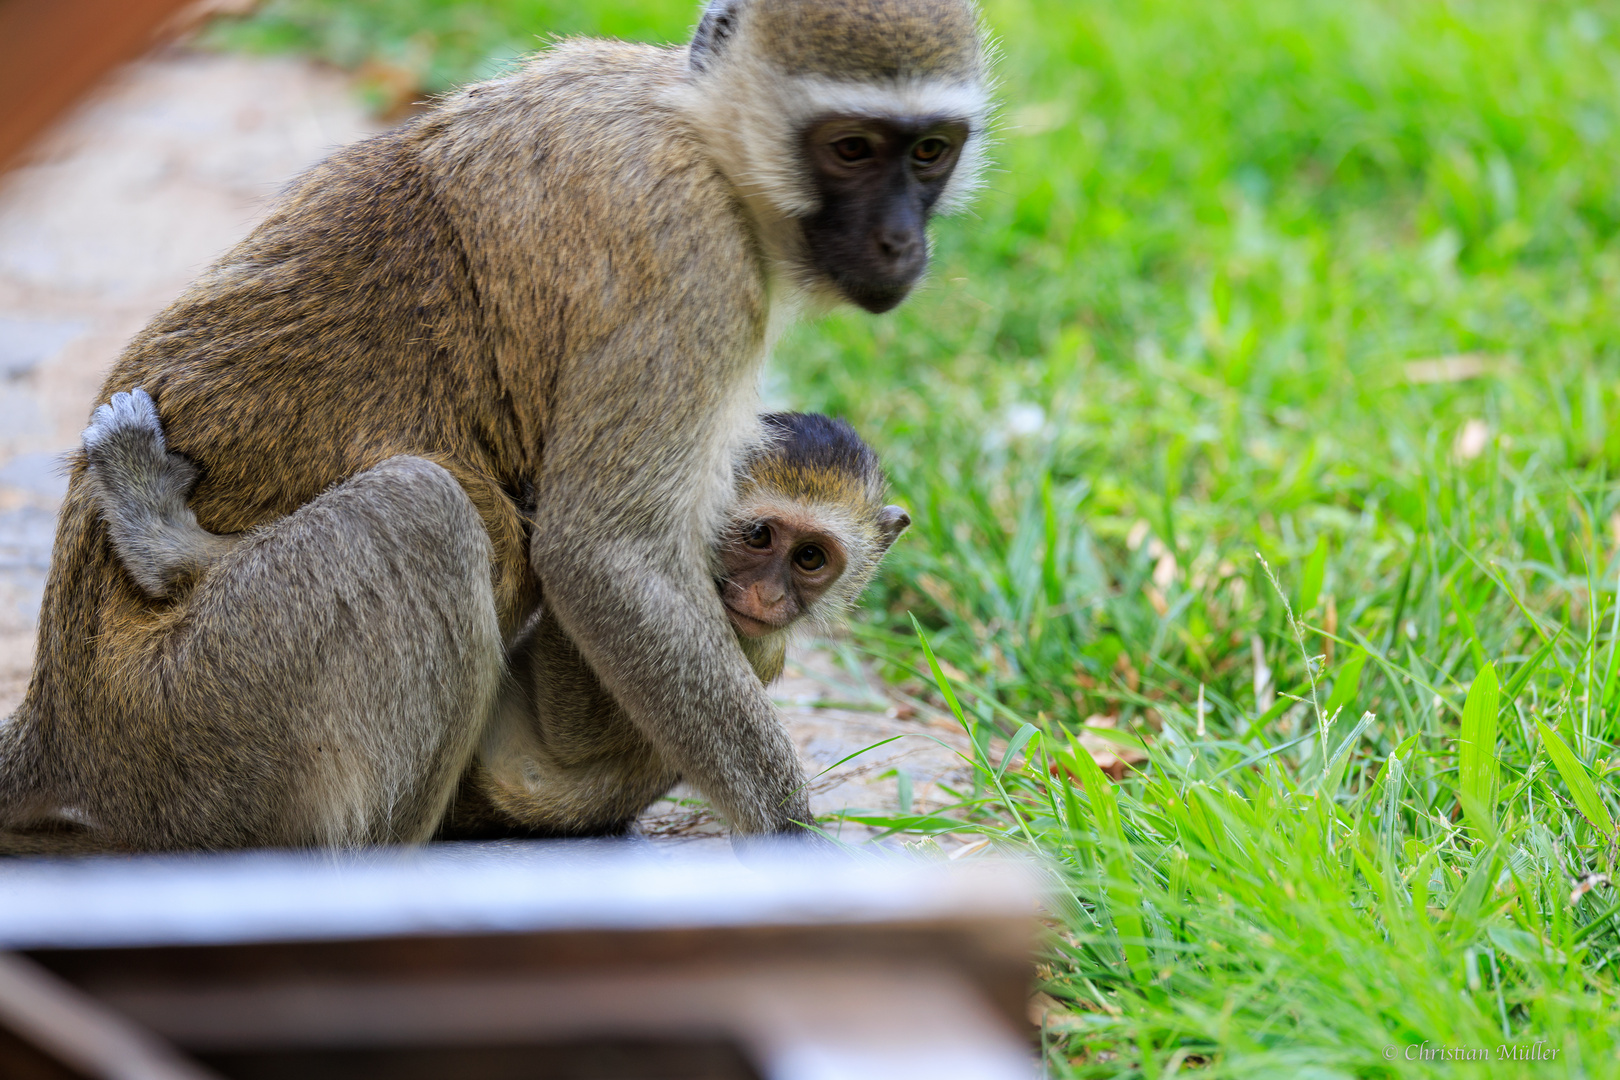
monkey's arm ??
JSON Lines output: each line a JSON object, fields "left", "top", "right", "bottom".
{"left": 528, "top": 550, "right": 810, "bottom": 835}
{"left": 526, "top": 342, "right": 811, "bottom": 837}
{"left": 80, "top": 388, "right": 240, "bottom": 598}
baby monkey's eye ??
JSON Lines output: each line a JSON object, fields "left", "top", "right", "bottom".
{"left": 746, "top": 524, "right": 772, "bottom": 549}
{"left": 792, "top": 544, "right": 827, "bottom": 571}
{"left": 911, "top": 137, "right": 950, "bottom": 164}
{"left": 832, "top": 136, "right": 874, "bottom": 162}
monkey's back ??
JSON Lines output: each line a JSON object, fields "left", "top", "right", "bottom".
{"left": 9, "top": 40, "right": 770, "bottom": 805}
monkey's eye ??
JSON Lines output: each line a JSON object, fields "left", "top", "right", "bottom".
{"left": 832, "top": 136, "right": 874, "bottom": 163}
{"left": 912, "top": 137, "right": 951, "bottom": 165}
{"left": 792, "top": 544, "right": 827, "bottom": 572}
{"left": 745, "top": 524, "right": 772, "bottom": 549}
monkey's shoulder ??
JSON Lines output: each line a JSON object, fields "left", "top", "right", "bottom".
{"left": 457, "top": 40, "right": 686, "bottom": 127}
{"left": 419, "top": 44, "right": 766, "bottom": 323}
{"left": 427, "top": 44, "right": 736, "bottom": 226}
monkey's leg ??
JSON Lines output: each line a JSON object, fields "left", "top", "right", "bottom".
{"left": 10, "top": 456, "right": 503, "bottom": 852}
{"left": 438, "top": 613, "right": 680, "bottom": 840}
{"left": 439, "top": 750, "right": 675, "bottom": 840}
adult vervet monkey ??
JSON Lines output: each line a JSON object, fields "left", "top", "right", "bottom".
{"left": 0, "top": 0, "right": 992, "bottom": 852}
{"left": 74, "top": 395, "right": 911, "bottom": 838}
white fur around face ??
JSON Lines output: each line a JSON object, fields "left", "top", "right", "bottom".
{"left": 666, "top": 29, "right": 993, "bottom": 225}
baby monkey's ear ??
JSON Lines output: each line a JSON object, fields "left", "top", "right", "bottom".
{"left": 877, "top": 505, "right": 912, "bottom": 551}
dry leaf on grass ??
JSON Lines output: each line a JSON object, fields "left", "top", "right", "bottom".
{"left": 1077, "top": 715, "right": 1150, "bottom": 778}
{"left": 1047, "top": 715, "right": 1150, "bottom": 781}
{"left": 947, "top": 836, "right": 991, "bottom": 860}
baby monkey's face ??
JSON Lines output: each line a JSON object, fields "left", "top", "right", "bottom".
{"left": 717, "top": 509, "right": 848, "bottom": 638}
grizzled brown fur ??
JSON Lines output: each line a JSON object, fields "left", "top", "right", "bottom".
{"left": 0, "top": 40, "right": 798, "bottom": 850}
{"left": 0, "top": 0, "right": 991, "bottom": 853}
{"left": 753, "top": 0, "right": 985, "bottom": 80}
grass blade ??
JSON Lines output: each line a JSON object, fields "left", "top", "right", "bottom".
{"left": 1446, "top": 583, "right": 1489, "bottom": 675}
{"left": 1602, "top": 577, "right": 1620, "bottom": 709}
{"left": 997, "top": 722, "right": 1038, "bottom": 780}
{"left": 1458, "top": 662, "right": 1500, "bottom": 835}
{"left": 1319, "top": 651, "right": 1367, "bottom": 725}
{"left": 1503, "top": 628, "right": 1563, "bottom": 703}
{"left": 909, "top": 613, "right": 968, "bottom": 730}
{"left": 1313, "top": 711, "right": 1376, "bottom": 795}
{"left": 1575, "top": 897, "right": 1620, "bottom": 942}
{"left": 1041, "top": 473, "right": 1062, "bottom": 607}
{"left": 1300, "top": 535, "right": 1327, "bottom": 614}
{"left": 1065, "top": 737, "right": 1156, "bottom": 999}
{"left": 1535, "top": 719, "right": 1616, "bottom": 836}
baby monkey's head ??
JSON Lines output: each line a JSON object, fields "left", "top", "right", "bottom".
{"left": 718, "top": 412, "right": 910, "bottom": 640}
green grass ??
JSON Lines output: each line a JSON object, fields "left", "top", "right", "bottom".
{"left": 208, "top": 0, "right": 1620, "bottom": 1073}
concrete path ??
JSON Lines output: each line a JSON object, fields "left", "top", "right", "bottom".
{"left": 0, "top": 47, "right": 971, "bottom": 845}
{"left": 0, "top": 49, "right": 381, "bottom": 712}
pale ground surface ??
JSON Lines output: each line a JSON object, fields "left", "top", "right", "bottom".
{"left": 0, "top": 48, "right": 973, "bottom": 847}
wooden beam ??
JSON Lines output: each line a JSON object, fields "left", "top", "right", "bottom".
{"left": 0, "top": 0, "right": 202, "bottom": 172}
{"left": 94, "top": 961, "right": 1029, "bottom": 1079}
{"left": 0, "top": 952, "right": 220, "bottom": 1080}
{"left": 0, "top": 844, "right": 1040, "bottom": 1080}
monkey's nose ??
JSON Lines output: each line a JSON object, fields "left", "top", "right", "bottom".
{"left": 756, "top": 583, "right": 786, "bottom": 607}
{"left": 875, "top": 226, "right": 920, "bottom": 264}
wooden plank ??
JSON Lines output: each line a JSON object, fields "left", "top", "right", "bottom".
{"left": 0, "top": 845, "right": 1040, "bottom": 1079}
{"left": 0, "top": 0, "right": 204, "bottom": 171}
{"left": 0, "top": 952, "right": 219, "bottom": 1080}
{"left": 196, "top": 1039, "right": 762, "bottom": 1080}
{"left": 33, "top": 920, "right": 1034, "bottom": 1037}
{"left": 93, "top": 961, "right": 1031, "bottom": 1080}
{"left": 0, "top": 844, "right": 1034, "bottom": 950}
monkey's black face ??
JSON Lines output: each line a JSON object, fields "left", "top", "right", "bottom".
{"left": 799, "top": 115, "right": 970, "bottom": 313}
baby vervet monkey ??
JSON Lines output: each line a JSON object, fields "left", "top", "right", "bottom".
{"left": 719, "top": 409, "right": 912, "bottom": 683}
{"left": 78, "top": 392, "right": 910, "bottom": 837}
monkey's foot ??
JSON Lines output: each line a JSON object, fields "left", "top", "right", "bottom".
{"left": 82, "top": 387, "right": 166, "bottom": 459}
{"left": 81, "top": 386, "right": 200, "bottom": 515}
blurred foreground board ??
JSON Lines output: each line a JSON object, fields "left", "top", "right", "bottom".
{"left": 0, "top": 844, "right": 1038, "bottom": 1080}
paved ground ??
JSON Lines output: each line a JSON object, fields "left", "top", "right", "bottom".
{"left": 0, "top": 48, "right": 972, "bottom": 845}
{"left": 0, "top": 49, "right": 381, "bottom": 712}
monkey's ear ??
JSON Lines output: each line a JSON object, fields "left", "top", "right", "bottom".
{"left": 690, "top": 1, "right": 742, "bottom": 73}
{"left": 877, "top": 505, "right": 911, "bottom": 550}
